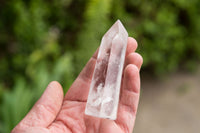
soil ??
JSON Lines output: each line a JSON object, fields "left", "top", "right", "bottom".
{"left": 133, "top": 70, "right": 200, "bottom": 133}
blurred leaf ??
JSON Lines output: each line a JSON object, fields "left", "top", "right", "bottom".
{"left": 0, "top": 77, "right": 33, "bottom": 133}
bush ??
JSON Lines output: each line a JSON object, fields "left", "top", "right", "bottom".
{"left": 0, "top": 0, "right": 200, "bottom": 132}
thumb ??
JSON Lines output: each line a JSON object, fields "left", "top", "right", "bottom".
{"left": 12, "top": 81, "right": 64, "bottom": 132}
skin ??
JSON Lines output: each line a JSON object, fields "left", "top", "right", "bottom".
{"left": 12, "top": 37, "right": 143, "bottom": 133}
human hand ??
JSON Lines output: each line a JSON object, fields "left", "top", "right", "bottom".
{"left": 12, "top": 37, "right": 143, "bottom": 133}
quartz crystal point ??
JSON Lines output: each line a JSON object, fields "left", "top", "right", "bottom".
{"left": 85, "top": 20, "right": 128, "bottom": 120}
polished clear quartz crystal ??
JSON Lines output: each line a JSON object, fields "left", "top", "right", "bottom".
{"left": 85, "top": 20, "right": 128, "bottom": 120}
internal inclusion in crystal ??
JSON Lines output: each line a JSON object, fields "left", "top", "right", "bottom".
{"left": 85, "top": 20, "right": 128, "bottom": 120}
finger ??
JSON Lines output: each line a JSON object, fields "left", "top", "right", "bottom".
{"left": 126, "top": 37, "right": 138, "bottom": 57}
{"left": 116, "top": 64, "right": 140, "bottom": 132}
{"left": 65, "top": 48, "right": 98, "bottom": 101}
{"left": 12, "top": 81, "right": 64, "bottom": 132}
{"left": 125, "top": 53, "right": 143, "bottom": 70}
{"left": 78, "top": 48, "right": 99, "bottom": 82}
{"left": 121, "top": 64, "right": 140, "bottom": 114}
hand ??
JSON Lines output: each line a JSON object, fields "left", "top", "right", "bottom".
{"left": 12, "top": 37, "right": 143, "bottom": 133}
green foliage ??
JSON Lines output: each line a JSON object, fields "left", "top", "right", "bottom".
{"left": 0, "top": 78, "right": 33, "bottom": 133}
{"left": 0, "top": 27, "right": 73, "bottom": 132}
{"left": 0, "top": 0, "right": 200, "bottom": 132}
{"left": 75, "top": 0, "right": 113, "bottom": 74}
{"left": 120, "top": 0, "right": 200, "bottom": 75}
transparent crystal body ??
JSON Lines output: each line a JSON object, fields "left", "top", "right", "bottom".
{"left": 85, "top": 20, "right": 128, "bottom": 120}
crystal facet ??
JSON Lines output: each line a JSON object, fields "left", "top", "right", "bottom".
{"left": 85, "top": 20, "right": 128, "bottom": 120}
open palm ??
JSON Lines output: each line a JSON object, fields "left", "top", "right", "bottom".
{"left": 12, "top": 37, "right": 143, "bottom": 133}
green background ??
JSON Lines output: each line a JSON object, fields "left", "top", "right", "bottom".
{"left": 0, "top": 0, "right": 200, "bottom": 132}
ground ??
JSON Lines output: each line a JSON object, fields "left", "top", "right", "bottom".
{"left": 133, "top": 69, "right": 200, "bottom": 133}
